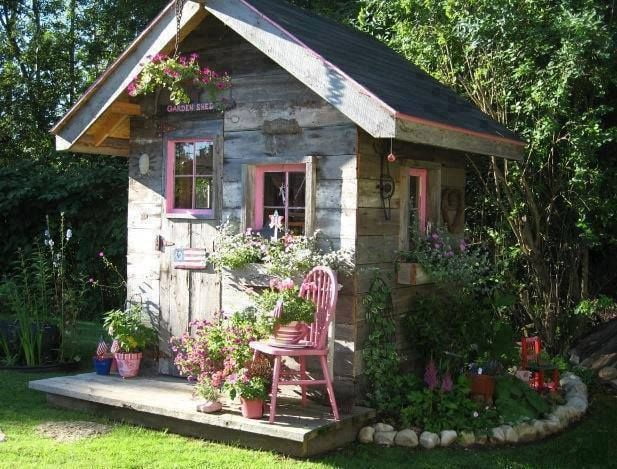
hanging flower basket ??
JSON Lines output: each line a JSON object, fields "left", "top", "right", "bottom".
{"left": 127, "top": 53, "right": 231, "bottom": 106}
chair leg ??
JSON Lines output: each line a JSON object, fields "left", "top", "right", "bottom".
{"left": 300, "top": 356, "right": 307, "bottom": 407}
{"left": 269, "top": 356, "right": 282, "bottom": 424}
{"left": 319, "top": 355, "right": 339, "bottom": 421}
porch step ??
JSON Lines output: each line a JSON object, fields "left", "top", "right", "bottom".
{"left": 29, "top": 373, "right": 374, "bottom": 457}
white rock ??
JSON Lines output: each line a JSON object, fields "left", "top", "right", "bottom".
{"left": 358, "top": 426, "right": 375, "bottom": 444}
{"left": 475, "top": 432, "right": 488, "bottom": 445}
{"left": 440, "top": 430, "right": 457, "bottom": 447}
{"left": 374, "top": 422, "right": 394, "bottom": 432}
{"left": 0, "top": 430, "right": 5, "bottom": 442}
{"left": 489, "top": 427, "right": 506, "bottom": 444}
{"left": 419, "top": 431, "right": 440, "bottom": 449}
{"left": 567, "top": 396, "right": 588, "bottom": 413}
{"left": 544, "top": 418, "right": 562, "bottom": 435}
{"left": 515, "top": 422, "right": 537, "bottom": 442}
{"left": 501, "top": 425, "right": 518, "bottom": 443}
{"left": 458, "top": 430, "right": 476, "bottom": 447}
{"left": 374, "top": 431, "right": 397, "bottom": 446}
{"left": 532, "top": 420, "right": 547, "bottom": 439}
{"left": 394, "top": 429, "right": 418, "bottom": 447}
{"left": 553, "top": 405, "right": 573, "bottom": 423}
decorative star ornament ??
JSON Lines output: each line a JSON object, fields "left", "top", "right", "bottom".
{"left": 269, "top": 210, "right": 284, "bottom": 241}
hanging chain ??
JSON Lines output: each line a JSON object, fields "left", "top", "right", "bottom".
{"left": 174, "top": 0, "right": 186, "bottom": 58}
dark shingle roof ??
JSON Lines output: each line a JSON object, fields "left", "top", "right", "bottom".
{"left": 244, "top": 0, "right": 521, "bottom": 142}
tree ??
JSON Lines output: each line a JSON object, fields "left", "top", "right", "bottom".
{"left": 357, "top": 0, "right": 617, "bottom": 351}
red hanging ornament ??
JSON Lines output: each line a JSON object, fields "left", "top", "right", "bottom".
{"left": 387, "top": 152, "right": 397, "bottom": 163}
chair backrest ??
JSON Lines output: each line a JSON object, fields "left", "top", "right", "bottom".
{"left": 300, "top": 266, "right": 338, "bottom": 350}
{"left": 521, "top": 336, "right": 542, "bottom": 368}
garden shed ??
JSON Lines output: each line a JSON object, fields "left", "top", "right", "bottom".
{"left": 50, "top": 0, "right": 524, "bottom": 399}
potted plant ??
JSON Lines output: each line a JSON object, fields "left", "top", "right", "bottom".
{"left": 257, "top": 279, "right": 314, "bottom": 345}
{"left": 226, "top": 367, "right": 268, "bottom": 419}
{"left": 92, "top": 338, "right": 114, "bottom": 375}
{"left": 103, "top": 305, "right": 157, "bottom": 378}
{"left": 195, "top": 378, "right": 223, "bottom": 413}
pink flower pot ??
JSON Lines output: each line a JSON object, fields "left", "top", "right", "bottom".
{"left": 240, "top": 398, "right": 264, "bottom": 419}
{"left": 273, "top": 321, "right": 308, "bottom": 345}
{"left": 114, "top": 352, "right": 142, "bottom": 378}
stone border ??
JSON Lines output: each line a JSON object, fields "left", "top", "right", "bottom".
{"left": 358, "top": 373, "right": 588, "bottom": 449}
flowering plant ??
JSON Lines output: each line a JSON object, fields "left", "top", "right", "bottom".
{"left": 209, "top": 220, "right": 354, "bottom": 278}
{"left": 170, "top": 309, "right": 270, "bottom": 389}
{"left": 399, "top": 224, "right": 494, "bottom": 294}
{"left": 102, "top": 304, "right": 157, "bottom": 353}
{"left": 256, "top": 280, "right": 315, "bottom": 327}
{"left": 209, "top": 221, "right": 266, "bottom": 270}
{"left": 225, "top": 359, "right": 271, "bottom": 401}
{"left": 127, "top": 53, "right": 231, "bottom": 105}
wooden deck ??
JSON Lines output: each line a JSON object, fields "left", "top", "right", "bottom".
{"left": 29, "top": 373, "right": 374, "bottom": 457}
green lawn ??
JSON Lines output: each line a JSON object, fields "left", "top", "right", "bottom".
{"left": 1, "top": 322, "right": 616, "bottom": 468}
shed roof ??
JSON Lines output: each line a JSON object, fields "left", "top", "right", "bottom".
{"left": 51, "top": 0, "right": 525, "bottom": 160}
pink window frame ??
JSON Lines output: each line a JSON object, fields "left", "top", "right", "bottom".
{"left": 410, "top": 168, "right": 428, "bottom": 232}
{"left": 253, "top": 164, "right": 306, "bottom": 231}
{"left": 166, "top": 138, "right": 215, "bottom": 216}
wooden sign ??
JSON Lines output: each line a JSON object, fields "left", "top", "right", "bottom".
{"left": 163, "top": 99, "right": 236, "bottom": 114}
{"left": 173, "top": 248, "right": 208, "bottom": 270}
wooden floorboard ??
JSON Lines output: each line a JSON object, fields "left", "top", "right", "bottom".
{"left": 29, "top": 373, "right": 374, "bottom": 457}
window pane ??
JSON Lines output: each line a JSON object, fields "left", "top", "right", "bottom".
{"left": 195, "top": 142, "right": 213, "bottom": 175}
{"left": 287, "top": 209, "right": 305, "bottom": 235}
{"left": 175, "top": 143, "right": 193, "bottom": 176}
{"left": 409, "top": 176, "right": 419, "bottom": 210}
{"left": 174, "top": 177, "right": 193, "bottom": 209}
{"left": 195, "top": 177, "right": 213, "bottom": 209}
{"left": 264, "top": 172, "right": 285, "bottom": 206}
{"left": 288, "top": 172, "right": 306, "bottom": 207}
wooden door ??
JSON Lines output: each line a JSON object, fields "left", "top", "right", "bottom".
{"left": 158, "top": 120, "right": 223, "bottom": 375}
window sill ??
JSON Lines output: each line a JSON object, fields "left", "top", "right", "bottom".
{"left": 165, "top": 213, "right": 216, "bottom": 221}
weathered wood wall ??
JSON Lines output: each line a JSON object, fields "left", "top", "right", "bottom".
{"left": 126, "top": 15, "right": 357, "bottom": 386}
{"left": 351, "top": 130, "right": 467, "bottom": 393}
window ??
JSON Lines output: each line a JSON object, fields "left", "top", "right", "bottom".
{"left": 166, "top": 139, "right": 215, "bottom": 216}
{"left": 409, "top": 168, "right": 428, "bottom": 234}
{"left": 253, "top": 164, "right": 306, "bottom": 235}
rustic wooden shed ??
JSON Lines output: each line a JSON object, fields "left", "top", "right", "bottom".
{"left": 51, "top": 0, "right": 524, "bottom": 398}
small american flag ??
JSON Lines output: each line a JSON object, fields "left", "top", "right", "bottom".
{"left": 173, "top": 248, "right": 208, "bottom": 270}
{"left": 96, "top": 339, "right": 109, "bottom": 357}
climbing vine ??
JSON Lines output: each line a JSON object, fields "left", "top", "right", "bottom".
{"left": 363, "top": 276, "right": 418, "bottom": 416}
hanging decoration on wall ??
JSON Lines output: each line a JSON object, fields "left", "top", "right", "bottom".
{"left": 387, "top": 138, "right": 397, "bottom": 163}
{"left": 441, "top": 188, "right": 465, "bottom": 233}
{"left": 173, "top": 247, "right": 209, "bottom": 270}
{"left": 379, "top": 140, "right": 396, "bottom": 220}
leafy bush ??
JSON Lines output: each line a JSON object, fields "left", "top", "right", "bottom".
{"left": 401, "top": 375, "right": 501, "bottom": 433}
{"left": 494, "top": 375, "right": 551, "bottom": 424}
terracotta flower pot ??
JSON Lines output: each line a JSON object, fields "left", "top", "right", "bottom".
{"left": 470, "top": 374, "right": 495, "bottom": 402}
{"left": 273, "top": 321, "right": 307, "bottom": 345}
{"left": 114, "top": 352, "right": 142, "bottom": 378}
{"left": 240, "top": 398, "right": 264, "bottom": 419}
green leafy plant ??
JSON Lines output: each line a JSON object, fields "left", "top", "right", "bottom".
{"left": 401, "top": 375, "right": 501, "bottom": 433}
{"left": 194, "top": 378, "right": 221, "bottom": 402}
{"left": 209, "top": 221, "right": 265, "bottom": 270}
{"left": 255, "top": 283, "right": 314, "bottom": 327}
{"left": 128, "top": 53, "right": 231, "bottom": 105}
{"left": 103, "top": 304, "right": 156, "bottom": 353}
{"left": 494, "top": 375, "right": 551, "bottom": 424}
{"left": 225, "top": 371, "right": 268, "bottom": 401}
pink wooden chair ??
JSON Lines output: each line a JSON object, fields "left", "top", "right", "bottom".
{"left": 250, "top": 266, "right": 340, "bottom": 423}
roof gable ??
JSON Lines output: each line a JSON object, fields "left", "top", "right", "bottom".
{"left": 51, "top": 0, "right": 524, "bottom": 160}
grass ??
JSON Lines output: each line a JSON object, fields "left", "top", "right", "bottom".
{"left": 1, "top": 322, "right": 616, "bottom": 468}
